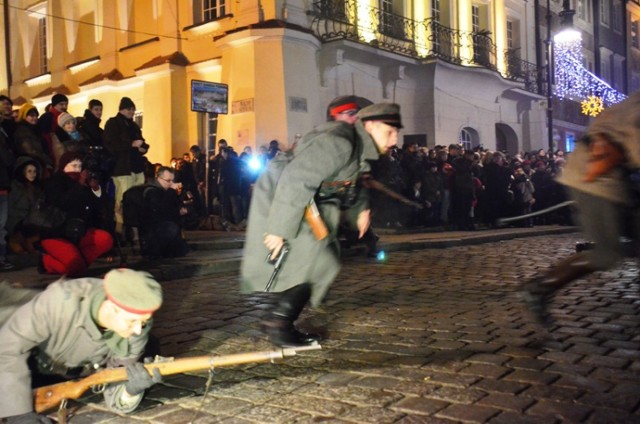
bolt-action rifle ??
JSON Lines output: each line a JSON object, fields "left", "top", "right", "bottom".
{"left": 34, "top": 345, "right": 321, "bottom": 414}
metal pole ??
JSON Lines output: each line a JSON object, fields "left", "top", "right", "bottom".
{"left": 3, "top": 0, "right": 12, "bottom": 96}
{"left": 545, "top": 0, "right": 554, "bottom": 153}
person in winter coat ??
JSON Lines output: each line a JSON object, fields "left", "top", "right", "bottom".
{"left": 520, "top": 91, "right": 640, "bottom": 326}
{"left": 77, "top": 99, "right": 112, "bottom": 188}
{"left": 51, "top": 112, "right": 89, "bottom": 168}
{"left": 483, "top": 151, "right": 513, "bottom": 227}
{"left": 103, "top": 97, "right": 148, "bottom": 238}
{"left": 511, "top": 164, "right": 535, "bottom": 227}
{"left": 12, "top": 104, "right": 52, "bottom": 173}
{"left": 240, "top": 103, "right": 402, "bottom": 347}
{"left": 37, "top": 93, "right": 68, "bottom": 166}
{"left": 40, "top": 152, "right": 113, "bottom": 276}
{"left": 140, "top": 166, "right": 190, "bottom": 258}
{"left": 7, "top": 157, "right": 43, "bottom": 254}
{"left": 450, "top": 149, "right": 477, "bottom": 230}
{"left": 0, "top": 269, "right": 163, "bottom": 423}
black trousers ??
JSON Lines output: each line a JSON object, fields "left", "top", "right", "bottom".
{"left": 142, "top": 221, "right": 189, "bottom": 258}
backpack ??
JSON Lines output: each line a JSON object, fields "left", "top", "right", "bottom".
{"left": 122, "top": 184, "right": 157, "bottom": 228}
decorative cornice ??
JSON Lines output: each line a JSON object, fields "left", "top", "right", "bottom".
{"left": 134, "top": 52, "right": 190, "bottom": 71}
{"left": 79, "top": 69, "right": 125, "bottom": 86}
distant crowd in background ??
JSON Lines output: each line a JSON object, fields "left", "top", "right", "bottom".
{"left": 370, "top": 142, "right": 572, "bottom": 231}
{"left": 0, "top": 91, "right": 572, "bottom": 275}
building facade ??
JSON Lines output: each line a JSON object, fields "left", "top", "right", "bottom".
{"left": 539, "top": 0, "right": 630, "bottom": 153}
{"left": 0, "top": 0, "right": 624, "bottom": 164}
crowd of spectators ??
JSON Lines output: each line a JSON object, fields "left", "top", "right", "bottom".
{"left": 0, "top": 92, "right": 282, "bottom": 274}
{"left": 370, "top": 142, "right": 572, "bottom": 230}
{"left": 0, "top": 91, "right": 572, "bottom": 274}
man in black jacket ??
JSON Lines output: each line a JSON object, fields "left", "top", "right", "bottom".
{"left": 103, "top": 97, "right": 148, "bottom": 239}
{"left": 140, "top": 167, "right": 190, "bottom": 258}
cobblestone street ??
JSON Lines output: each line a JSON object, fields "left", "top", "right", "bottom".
{"left": 64, "top": 233, "right": 640, "bottom": 423}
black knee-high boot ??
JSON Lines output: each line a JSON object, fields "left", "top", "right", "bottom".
{"left": 263, "top": 283, "right": 321, "bottom": 347}
{"left": 519, "top": 252, "right": 594, "bottom": 326}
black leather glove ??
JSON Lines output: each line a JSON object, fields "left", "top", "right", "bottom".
{"left": 124, "top": 363, "right": 162, "bottom": 396}
{"left": 6, "top": 412, "right": 53, "bottom": 424}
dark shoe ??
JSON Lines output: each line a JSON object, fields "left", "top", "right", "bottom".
{"left": 518, "top": 279, "right": 554, "bottom": 327}
{"left": 263, "top": 317, "right": 321, "bottom": 347}
{"left": 264, "top": 283, "right": 321, "bottom": 347}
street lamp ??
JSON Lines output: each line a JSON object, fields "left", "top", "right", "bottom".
{"left": 545, "top": 0, "right": 554, "bottom": 153}
{"left": 545, "top": 0, "right": 577, "bottom": 153}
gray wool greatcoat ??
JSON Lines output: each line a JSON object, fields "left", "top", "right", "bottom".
{"left": 555, "top": 91, "right": 640, "bottom": 270}
{"left": 0, "top": 278, "right": 150, "bottom": 418}
{"left": 240, "top": 120, "right": 381, "bottom": 306}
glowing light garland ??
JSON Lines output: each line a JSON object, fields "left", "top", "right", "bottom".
{"left": 553, "top": 31, "right": 627, "bottom": 107}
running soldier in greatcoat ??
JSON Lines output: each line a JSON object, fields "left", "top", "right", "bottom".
{"left": 520, "top": 91, "right": 640, "bottom": 326}
{"left": 241, "top": 103, "right": 402, "bottom": 347}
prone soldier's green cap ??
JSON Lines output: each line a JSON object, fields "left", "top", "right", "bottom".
{"left": 357, "top": 103, "right": 403, "bottom": 128}
{"left": 104, "top": 269, "right": 162, "bottom": 314}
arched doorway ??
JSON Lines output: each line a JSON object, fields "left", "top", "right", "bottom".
{"left": 495, "top": 123, "right": 518, "bottom": 155}
{"left": 458, "top": 127, "right": 480, "bottom": 151}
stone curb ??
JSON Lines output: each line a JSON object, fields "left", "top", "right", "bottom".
{"left": 150, "top": 226, "right": 579, "bottom": 281}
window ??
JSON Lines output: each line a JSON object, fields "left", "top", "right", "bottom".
{"left": 565, "top": 132, "right": 575, "bottom": 153}
{"left": 506, "top": 20, "right": 513, "bottom": 49}
{"left": 204, "top": 0, "right": 225, "bottom": 21}
{"left": 459, "top": 128, "right": 472, "bottom": 151}
{"left": 432, "top": 0, "right": 440, "bottom": 22}
{"left": 632, "top": 20, "right": 640, "bottom": 49}
{"left": 600, "top": 56, "right": 610, "bottom": 83}
{"left": 472, "top": 5, "right": 480, "bottom": 32}
{"left": 38, "top": 17, "right": 48, "bottom": 74}
{"left": 194, "top": 0, "right": 226, "bottom": 24}
{"left": 613, "top": 1, "right": 622, "bottom": 33}
{"left": 576, "top": 0, "right": 591, "bottom": 23}
{"left": 379, "top": 0, "right": 404, "bottom": 39}
{"left": 600, "top": 0, "right": 610, "bottom": 27}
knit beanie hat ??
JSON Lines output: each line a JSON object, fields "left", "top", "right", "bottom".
{"left": 58, "top": 151, "right": 83, "bottom": 171}
{"left": 17, "top": 104, "right": 38, "bottom": 122}
{"left": 57, "top": 112, "right": 76, "bottom": 128}
{"left": 119, "top": 97, "right": 136, "bottom": 110}
{"left": 51, "top": 93, "right": 69, "bottom": 107}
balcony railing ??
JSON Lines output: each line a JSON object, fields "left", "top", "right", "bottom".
{"left": 504, "top": 49, "right": 547, "bottom": 95}
{"left": 309, "top": 0, "right": 544, "bottom": 94}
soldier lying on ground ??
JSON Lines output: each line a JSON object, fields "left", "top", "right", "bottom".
{"left": 0, "top": 269, "right": 163, "bottom": 423}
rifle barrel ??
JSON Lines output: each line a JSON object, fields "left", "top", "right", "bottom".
{"left": 34, "top": 346, "right": 321, "bottom": 414}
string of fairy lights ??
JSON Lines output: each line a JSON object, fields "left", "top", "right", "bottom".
{"left": 552, "top": 30, "right": 627, "bottom": 116}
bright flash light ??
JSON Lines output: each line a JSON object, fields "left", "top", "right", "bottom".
{"left": 376, "top": 250, "right": 386, "bottom": 261}
{"left": 249, "top": 156, "right": 261, "bottom": 171}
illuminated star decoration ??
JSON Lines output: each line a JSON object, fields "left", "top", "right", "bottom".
{"left": 581, "top": 95, "right": 604, "bottom": 117}
{"left": 553, "top": 30, "right": 626, "bottom": 107}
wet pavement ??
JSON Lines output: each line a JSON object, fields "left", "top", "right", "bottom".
{"left": 20, "top": 227, "right": 640, "bottom": 423}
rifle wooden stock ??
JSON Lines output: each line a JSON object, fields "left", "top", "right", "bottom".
{"left": 34, "top": 345, "right": 321, "bottom": 414}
